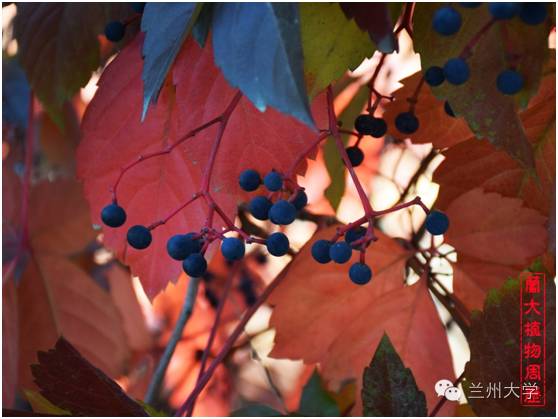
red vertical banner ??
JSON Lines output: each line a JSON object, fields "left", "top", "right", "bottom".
{"left": 520, "top": 272, "right": 546, "bottom": 407}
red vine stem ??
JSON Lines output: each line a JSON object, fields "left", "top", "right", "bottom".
{"left": 112, "top": 116, "right": 221, "bottom": 203}
{"left": 176, "top": 260, "right": 295, "bottom": 417}
{"left": 3, "top": 92, "right": 34, "bottom": 282}
{"left": 186, "top": 263, "right": 240, "bottom": 416}
{"left": 327, "top": 86, "right": 374, "bottom": 215}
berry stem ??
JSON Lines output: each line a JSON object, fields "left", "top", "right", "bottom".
{"left": 147, "top": 193, "right": 201, "bottom": 230}
{"left": 145, "top": 276, "right": 201, "bottom": 405}
{"left": 327, "top": 86, "right": 375, "bottom": 214}
{"left": 460, "top": 18, "right": 496, "bottom": 59}
{"left": 112, "top": 116, "right": 221, "bottom": 202}
{"left": 373, "top": 196, "right": 429, "bottom": 217}
{"left": 176, "top": 260, "right": 295, "bottom": 417}
{"left": 186, "top": 262, "right": 240, "bottom": 416}
{"left": 200, "top": 91, "right": 243, "bottom": 192}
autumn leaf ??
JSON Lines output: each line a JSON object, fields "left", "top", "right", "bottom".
{"left": 77, "top": 34, "right": 327, "bottom": 298}
{"left": 339, "top": 3, "right": 398, "bottom": 53}
{"left": 11, "top": 178, "right": 132, "bottom": 391}
{"left": 31, "top": 337, "right": 148, "bottom": 416}
{"left": 463, "top": 264, "right": 556, "bottom": 416}
{"left": 362, "top": 334, "right": 427, "bottom": 416}
{"left": 269, "top": 226, "right": 454, "bottom": 414}
{"left": 13, "top": 3, "right": 129, "bottom": 125}
{"left": 3, "top": 281, "right": 18, "bottom": 407}
{"left": 434, "top": 54, "right": 556, "bottom": 215}
{"left": 300, "top": 3, "right": 373, "bottom": 98}
{"left": 444, "top": 188, "right": 548, "bottom": 311}
{"left": 413, "top": 3, "right": 551, "bottom": 167}
{"left": 383, "top": 72, "right": 474, "bottom": 149}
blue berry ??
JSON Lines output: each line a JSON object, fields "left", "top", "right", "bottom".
{"left": 425, "top": 210, "right": 450, "bottom": 235}
{"left": 346, "top": 146, "right": 364, "bottom": 167}
{"left": 329, "top": 242, "right": 352, "bottom": 264}
{"left": 432, "top": 6, "right": 462, "bottom": 36}
{"left": 443, "top": 58, "right": 470, "bottom": 85}
{"left": 263, "top": 171, "right": 283, "bottom": 191}
{"left": 292, "top": 190, "right": 308, "bottom": 210}
{"left": 167, "top": 234, "right": 200, "bottom": 260}
{"left": 311, "top": 240, "right": 332, "bottom": 264}
{"left": 345, "top": 227, "right": 366, "bottom": 248}
{"left": 221, "top": 237, "right": 245, "bottom": 261}
{"left": 424, "top": 66, "right": 445, "bottom": 87}
{"left": 496, "top": 69, "right": 524, "bottom": 95}
{"left": 459, "top": 3, "right": 481, "bottom": 8}
{"left": 183, "top": 253, "right": 207, "bottom": 277}
{"left": 127, "top": 225, "right": 152, "bottom": 249}
{"left": 269, "top": 200, "right": 296, "bottom": 225}
{"left": 395, "top": 112, "right": 419, "bottom": 134}
{"left": 104, "top": 21, "right": 125, "bottom": 42}
{"left": 131, "top": 2, "right": 145, "bottom": 13}
{"left": 239, "top": 169, "right": 261, "bottom": 191}
{"left": 488, "top": 3, "right": 520, "bottom": 20}
{"left": 101, "top": 203, "right": 126, "bottom": 228}
{"left": 349, "top": 263, "right": 372, "bottom": 285}
{"left": 355, "top": 114, "right": 387, "bottom": 138}
{"left": 266, "top": 232, "right": 290, "bottom": 257}
{"left": 444, "top": 101, "right": 456, "bottom": 117}
{"left": 519, "top": 4, "right": 548, "bottom": 25}
{"left": 249, "top": 196, "right": 272, "bottom": 220}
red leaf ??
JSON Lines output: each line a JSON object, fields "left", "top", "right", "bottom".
{"left": 31, "top": 337, "right": 147, "bottom": 416}
{"left": 269, "top": 227, "right": 454, "bottom": 414}
{"left": 77, "top": 35, "right": 327, "bottom": 299}
{"left": 383, "top": 72, "right": 474, "bottom": 148}
{"left": 2, "top": 281, "right": 18, "bottom": 407}
{"left": 445, "top": 188, "right": 548, "bottom": 310}
{"left": 18, "top": 256, "right": 131, "bottom": 390}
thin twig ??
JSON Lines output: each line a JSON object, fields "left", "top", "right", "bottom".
{"left": 145, "top": 276, "right": 201, "bottom": 405}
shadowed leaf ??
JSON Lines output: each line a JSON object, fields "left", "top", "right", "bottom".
{"left": 212, "top": 3, "right": 314, "bottom": 127}
{"left": 362, "top": 334, "right": 427, "bottom": 416}
{"left": 141, "top": 2, "right": 201, "bottom": 119}
{"left": 31, "top": 337, "right": 148, "bottom": 416}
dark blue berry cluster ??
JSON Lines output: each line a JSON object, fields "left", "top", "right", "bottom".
{"left": 239, "top": 169, "right": 308, "bottom": 226}
{"left": 424, "top": 3, "right": 547, "bottom": 97}
{"left": 310, "top": 226, "right": 373, "bottom": 286}
{"left": 100, "top": 195, "right": 292, "bottom": 280}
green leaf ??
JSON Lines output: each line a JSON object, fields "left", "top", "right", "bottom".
{"left": 212, "top": 3, "right": 314, "bottom": 127}
{"left": 140, "top": 2, "right": 201, "bottom": 120}
{"left": 231, "top": 404, "right": 284, "bottom": 417}
{"left": 23, "top": 389, "right": 71, "bottom": 416}
{"left": 413, "top": 3, "right": 551, "bottom": 168}
{"left": 362, "top": 334, "right": 427, "bottom": 416}
{"left": 300, "top": 3, "right": 373, "bottom": 98}
{"left": 463, "top": 261, "right": 556, "bottom": 416}
{"left": 297, "top": 370, "right": 340, "bottom": 416}
{"left": 13, "top": 3, "right": 127, "bottom": 126}
{"left": 324, "top": 86, "right": 369, "bottom": 211}
{"left": 137, "top": 401, "right": 168, "bottom": 417}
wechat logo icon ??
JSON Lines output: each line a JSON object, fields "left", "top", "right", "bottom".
{"left": 435, "top": 379, "right": 461, "bottom": 401}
